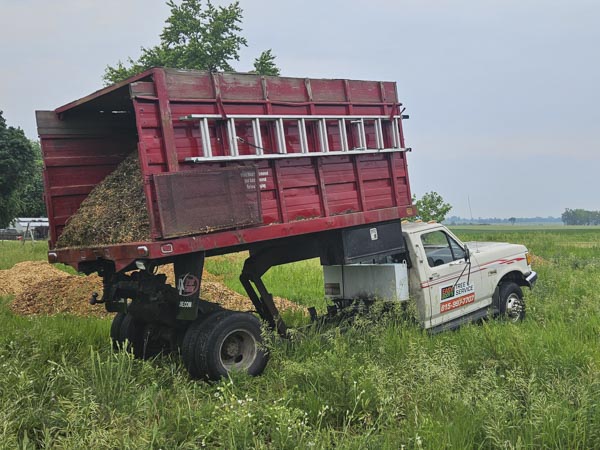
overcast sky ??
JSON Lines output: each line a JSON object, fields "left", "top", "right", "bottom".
{"left": 1, "top": 0, "right": 598, "bottom": 218}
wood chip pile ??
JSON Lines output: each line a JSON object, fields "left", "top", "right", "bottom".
{"left": 2, "top": 262, "right": 302, "bottom": 318}
{"left": 56, "top": 153, "right": 151, "bottom": 248}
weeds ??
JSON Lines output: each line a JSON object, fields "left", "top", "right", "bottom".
{"left": 0, "top": 228, "right": 599, "bottom": 448}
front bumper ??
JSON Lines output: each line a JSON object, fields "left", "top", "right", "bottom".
{"left": 525, "top": 271, "right": 538, "bottom": 288}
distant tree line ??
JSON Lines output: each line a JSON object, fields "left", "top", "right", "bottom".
{"left": 561, "top": 209, "right": 600, "bottom": 226}
{"left": 445, "top": 215, "right": 561, "bottom": 225}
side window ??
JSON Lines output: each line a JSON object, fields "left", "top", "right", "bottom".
{"left": 448, "top": 236, "right": 466, "bottom": 260}
{"left": 421, "top": 230, "right": 465, "bottom": 267}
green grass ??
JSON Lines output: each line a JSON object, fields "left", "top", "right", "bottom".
{"left": 0, "top": 227, "right": 599, "bottom": 448}
{"left": 0, "top": 240, "right": 48, "bottom": 269}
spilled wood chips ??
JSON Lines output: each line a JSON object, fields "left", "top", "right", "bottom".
{"left": 1, "top": 262, "right": 301, "bottom": 318}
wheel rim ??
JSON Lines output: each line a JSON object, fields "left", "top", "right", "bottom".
{"left": 505, "top": 293, "right": 524, "bottom": 322}
{"left": 219, "top": 328, "right": 258, "bottom": 372}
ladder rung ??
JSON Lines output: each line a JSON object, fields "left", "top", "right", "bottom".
{"left": 227, "top": 118, "right": 239, "bottom": 157}
{"left": 298, "top": 118, "right": 309, "bottom": 154}
{"left": 391, "top": 118, "right": 400, "bottom": 149}
{"left": 318, "top": 119, "right": 329, "bottom": 153}
{"left": 252, "top": 118, "right": 263, "bottom": 156}
{"left": 338, "top": 119, "right": 348, "bottom": 152}
{"left": 200, "top": 118, "right": 212, "bottom": 157}
{"left": 275, "top": 118, "right": 287, "bottom": 154}
{"left": 350, "top": 118, "right": 366, "bottom": 150}
{"left": 375, "top": 118, "right": 384, "bottom": 149}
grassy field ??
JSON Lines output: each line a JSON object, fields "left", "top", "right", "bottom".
{"left": 0, "top": 228, "right": 599, "bottom": 448}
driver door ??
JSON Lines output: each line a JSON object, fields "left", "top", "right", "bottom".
{"left": 420, "top": 229, "right": 489, "bottom": 328}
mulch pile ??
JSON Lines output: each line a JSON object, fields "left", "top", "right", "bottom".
{"left": 56, "top": 153, "right": 151, "bottom": 248}
{"left": 2, "top": 262, "right": 301, "bottom": 318}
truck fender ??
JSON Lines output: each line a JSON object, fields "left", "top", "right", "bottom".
{"left": 492, "top": 269, "right": 535, "bottom": 312}
{"left": 496, "top": 270, "right": 531, "bottom": 290}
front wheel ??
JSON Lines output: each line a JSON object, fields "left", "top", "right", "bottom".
{"left": 498, "top": 282, "right": 525, "bottom": 322}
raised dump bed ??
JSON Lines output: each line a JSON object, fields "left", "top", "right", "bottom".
{"left": 36, "top": 68, "right": 415, "bottom": 379}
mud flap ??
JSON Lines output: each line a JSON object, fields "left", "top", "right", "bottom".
{"left": 174, "top": 251, "right": 205, "bottom": 320}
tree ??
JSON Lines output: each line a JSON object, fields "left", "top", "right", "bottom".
{"left": 252, "top": 49, "right": 280, "bottom": 76}
{"left": 0, "top": 111, "right": 37, "bottom": 227}
{"left": 509, "top": 217, "right": 516, "bottom": 225}
{"left": 17, "top": 141, "right": 46, "bottom": 217}
{"left": 412, "top": 191, "right": 452, "bottom": 223}
{"left": 562, "top": 208, "right": 600, "bottom": 225}
{"left": 103, "top": 0, "right": 280, "bottom": 85}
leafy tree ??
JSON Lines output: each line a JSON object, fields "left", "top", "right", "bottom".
{"left": 17, "top": 141, "right": 46, "bottom": 217}
{"left": 103, "top": 0, "right": 279, "bottom": 85}
{"left": 252, "top": 49, "right": 280, "bottom": 76}
{"left": 412, "top": 191, "right": 452, "bottom": 223}
{"left": 0, "top": 111, "right": 37, "bottom": 227}
{"left": 509, "top": 217, "right": 516, "bottom": 225}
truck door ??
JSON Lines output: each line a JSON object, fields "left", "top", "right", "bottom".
{"left": 418, "top": 229, "right": 490, "bottom": 328}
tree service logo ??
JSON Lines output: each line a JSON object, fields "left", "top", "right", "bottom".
{"left": 178, "top": 273, "right": 200, "bottom": 297}
{"left": 440, "top": 281, "right": 475, "bottom": 313}
{"left": 441, "top": 285, "right": 455, "bottom": 300}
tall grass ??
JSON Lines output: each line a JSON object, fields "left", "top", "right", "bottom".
{"left": 0, "top": 228, "right": 598, "bottom": 448}
{"left": 0, "top": 240, "right": 48, "bottom": 269}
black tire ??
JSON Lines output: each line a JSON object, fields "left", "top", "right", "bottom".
{"left": 193, "top": 311, "right": 268, "bottom": 381}
{"left": 181, "top": 311, "right": 222, "bottom": 378}
{"left": 119, "top": 314, "right": 164, "bottom": 359}
{"left": 498, "top": 282, "right": 525, "bottom": 322}
{"left": 110, "top": 312, "right": 126, "bottom": 351}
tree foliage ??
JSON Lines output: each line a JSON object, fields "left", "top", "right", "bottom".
{"left": 412, "top": 191, "right": 452, "bottom": 223}
{"left": 103, "top": 0, "right": 280, "bottom": 85}
{"left": 0, "top": 111, "right": 37, "bottom": 227}
{"left": 252, "top": 49, "right": 280, "bottom": 76}
{"left": 17, "top": 141, "right": 46, "bottom": 218}
{"left": 561, "top": 208, "right": 600, "bottom": 225}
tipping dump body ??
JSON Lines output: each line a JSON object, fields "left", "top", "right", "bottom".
{"left": 36, "top": 68, "right": 414, "bottom": 272}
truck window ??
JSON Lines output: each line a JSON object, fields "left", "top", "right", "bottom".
{"left": 421, "top": 230, "right": 465, "bottom": 267}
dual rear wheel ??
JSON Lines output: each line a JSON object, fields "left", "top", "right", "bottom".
{"left": 110, "top": 310, "right": 268, "bottom": 380}
{"left": 182, "top": 310, "right": 268, "bottom": 380}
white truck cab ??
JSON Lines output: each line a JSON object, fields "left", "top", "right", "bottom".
{"left": 323, "top": 222, "right": 537, "bottom": 332}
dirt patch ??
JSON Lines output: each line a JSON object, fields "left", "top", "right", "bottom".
{"left": 56, "top": 153, "right": 151, "bottom": 248}
{"left": 2, "top": 262, "right": 301, "bottom": 318}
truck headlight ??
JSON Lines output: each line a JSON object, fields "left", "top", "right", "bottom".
{"left": 526, "top": 252, "right": 532, "bottom": 266}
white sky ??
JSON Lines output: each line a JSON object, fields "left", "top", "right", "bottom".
{"left": 1, "top": 0, "right": 598, "bottom": 218}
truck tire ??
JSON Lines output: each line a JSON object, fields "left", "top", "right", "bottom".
{"left": 181, "top": 311, "right": 221, "bottom": 378}
{"left": 498, "top": 282, "right": 525, "bottom": 322}
{"left": 119, "top": 314, "right": 164, "bottom": 359}
{"left": 193, "top": 311, "right": 268, "bottom": 381}
{"left": 110, "top": 312, "right": 126, "bottom": 351}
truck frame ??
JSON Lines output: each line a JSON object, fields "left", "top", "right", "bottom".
{"left": 37, "top": 68, "right": 417, "bottom": 379}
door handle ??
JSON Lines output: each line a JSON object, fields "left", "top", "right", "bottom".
{"left": 429, "top": 272, "right": 440, "bottom": 280}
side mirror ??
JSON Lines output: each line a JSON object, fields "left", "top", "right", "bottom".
{"left": 464, "top": 245, "right": 470, "bottom": 262}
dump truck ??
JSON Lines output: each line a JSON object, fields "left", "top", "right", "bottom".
{"left": 36, "top": 68, "right": 536, "bottom": 380}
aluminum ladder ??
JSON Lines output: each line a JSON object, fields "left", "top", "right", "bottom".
{"left": 180, "top": 114, "right": 410, "bottom": 162}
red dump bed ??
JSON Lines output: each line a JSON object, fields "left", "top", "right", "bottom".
{"left": 37, "top": 68, "right": 414, "bottom": 271}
